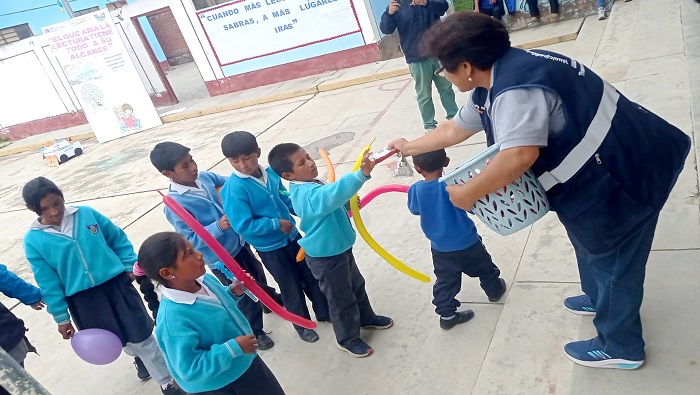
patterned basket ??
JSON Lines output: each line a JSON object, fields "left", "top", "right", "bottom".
{"left": 439, "top": 144, "right": 549, "bottom": 236}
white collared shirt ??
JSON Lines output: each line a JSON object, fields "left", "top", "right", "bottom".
{"left": 231, "top": 165, "right": 267, "bottom": 186}
{"left": 160, "top": 276, "right": 222, "bottom": 305}
{"left": 31, "top": 206, "right": 79, "bottom": 237}
{"left": 170, "top": 179, "right": 207, "bottom": 197}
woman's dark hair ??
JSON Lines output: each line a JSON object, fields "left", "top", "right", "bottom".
{"left": 22, "top": 177, "right": 64, "bottom": 215}
{"left": 420, "top": 12, "right": 511, "bottom": 72}
{"left": 135, "top": 276, "right": 160, "bottom": 320}
{"left": 137, "top": 232, "right": 187, "bottom": 283}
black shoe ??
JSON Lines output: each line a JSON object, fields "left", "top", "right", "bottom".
{"left": 161, "top": 382, "right": 186, "bottom": 395}
{"left": 133, "top": 357, "right": 151, "bottom": 381}
{"left": 256, "top": 334, "right": 275, "bottom": 350}
{"left": 262, "top": 305, "right": 272, "bottom": 314}
{"left": 440, "top": 310, "right": 475, "bottom": 330}
{"left": 317, "top": 317, "right": 332, "bottom": 323}
{"left": 297, "top": 328, "right": 320, "bottom": 343}
{"left": 488, "top": 278, "right": 507, "bottom": 302}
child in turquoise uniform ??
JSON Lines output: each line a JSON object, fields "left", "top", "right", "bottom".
{"left": 268, "top": 143, "right": 393, "bottom": 358}
{"left": 220, "top": 131, "right": 329, "bottom": 343}
{"left": 138, "top": 231, "right": 286, "bottom": 395}
{"left": 150, "top": 141, "right": 282, "bottom": 350}
{"left": 21, "top": 177, "right": 184, "bottom": 395}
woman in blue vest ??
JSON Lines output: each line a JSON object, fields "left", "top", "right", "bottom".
{"left": 389, "top": 13, "right": 690, "bottom": 370}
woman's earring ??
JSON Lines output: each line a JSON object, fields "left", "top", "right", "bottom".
{"left": 468, "top": 76, "right": 473, "bottom": 81}
{"left": 170, "top": 275, "right": 176, "bottom": 279}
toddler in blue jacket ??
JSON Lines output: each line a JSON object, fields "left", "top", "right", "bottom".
{"left": 220, "top": 131, "right": 329, "bottom": 344}
{"left": 0, "top": 263, "right": 43, "bottom": 368}
{"left": 268, "top": 143, "right": 393, "bottom": 358}
{"left": 138, "top": 231, "right": 286, "bottom": 395}
{"left": 150, "top": 141, "right": 282, "bottom": 350}
{"left": 408, "top": 149, "right": 507, "bottom": 329}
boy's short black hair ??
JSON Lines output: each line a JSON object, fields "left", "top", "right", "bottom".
{"left": 413, "top": 149, "right": 447, "bottom": 173}
{"left": 150, "top": 142, "right": 191, "bottom": 172}
{"left": 221, "top": 131, "right": 259, "bottom": 158}
{"left": 268, "top": 143, "right": 302, "bottom": 176}
{"left": 22, "top": 177, "right": 64, "bottom": 214}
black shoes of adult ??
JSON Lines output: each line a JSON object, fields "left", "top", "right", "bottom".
{"left": 439, "top": 310, "right": 475, "bottom": 330}
{"left": 133, "top": 357, "right": 151, "bottom": 381}
{"left": 256, "top": 334, "right": 275, "bottom": 350}
{"left": 488, "top": 278, "right": 507, "bottom": 302}
{"left": 297, "top": 328, "right": 320, "bottom": 343}
{"left": 262, "top": 305, "right": 272, "bottom": 314}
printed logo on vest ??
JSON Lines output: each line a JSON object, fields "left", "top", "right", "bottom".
{"left": 87, "top": 224, "right": 99, "bottom": 235}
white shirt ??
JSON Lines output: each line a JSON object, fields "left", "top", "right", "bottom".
{"left": 170, "top": 179, "right": 207, "bottom": 197}
{"left": 231, "top": 165, "right": 268, "bottom": 186}
{"left": 31, "top": 206, "right": 79, "bottom": 237}
{"left": 160, "top": 276, "right": 222, "bottom": 305}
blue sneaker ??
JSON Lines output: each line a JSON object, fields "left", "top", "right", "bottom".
{"left": 336, "top": 341, "right": 373, "bottom": 358}
{"left": 362, "top": 315, "right": 393, "bottom": 329}
{"left": 563, "top": 295, "right": 596, "bottom": 316}
{"left": 564, "top": 339, "right": 644, "bottom": 369}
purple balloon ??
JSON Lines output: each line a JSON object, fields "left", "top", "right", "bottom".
{"left": 70, "top": 328, "right": 122, "bottom": 365}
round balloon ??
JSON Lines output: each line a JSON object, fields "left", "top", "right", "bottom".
{"left": 70, "top": 328, "right": 122, "bottom": 365}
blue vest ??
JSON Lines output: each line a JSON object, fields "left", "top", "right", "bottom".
{"left": 472, "top": 48, "right": 690, "bottom": 253}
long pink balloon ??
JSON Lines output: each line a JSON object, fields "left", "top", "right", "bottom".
{"left": 161, "top": 193, "right": 317, "bottom": 329}
{"left": 348, "top": 184, "right": 409, "bottom": 218}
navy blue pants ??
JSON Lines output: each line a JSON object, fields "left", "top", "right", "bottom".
{"left": 567, "top": 212, "right": 659, "bottom": 360}
{"left": 478, "top": 0, "right": 506, "bottom": 20}
{"left": 431, "top": 241, "right": 502, "bottom": 317}
{"left": 194, "top": 356, "right": 285, "bottom": 395}
{"left": 305, "top": 249, "right": 377, "bottom": 348}
{"left": 526, "top": 0, "right": 560, "bottom": 16}
{"left": 212, "top": 244, "right": 281, "bottom": 336}
{"left": 258, "top": 238, "right": 329, "bottom": 332}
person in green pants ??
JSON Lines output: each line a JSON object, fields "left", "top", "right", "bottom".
{"left": 380, "top": 0, "right": 458, "bottom": 131}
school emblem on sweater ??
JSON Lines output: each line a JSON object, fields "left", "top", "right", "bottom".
{"left": 87, "top": 224, "right": 99, "bottom": 234}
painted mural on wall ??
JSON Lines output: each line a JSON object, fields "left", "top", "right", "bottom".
{"left": 197, "top": 0, "right": 362, "bottom": 66}
{"left": 42, "top": 11, "right": 161, "bottom": 143}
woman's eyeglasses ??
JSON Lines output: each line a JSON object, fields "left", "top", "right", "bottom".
{"left": 434, "top": 65, "right": 446, "bottom": 77}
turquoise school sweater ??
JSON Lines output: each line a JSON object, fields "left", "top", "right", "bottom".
{"left": 290, "top": 170, "right": 370, "bottom": 257}
{"left": 155, "top": 274, "right": 255, "bottom": 393}
{"left": 23, "top": 206, "right": 136, "bottom": 323}
{"left": 221, "top": 166, "right": 299, "bottom": 252}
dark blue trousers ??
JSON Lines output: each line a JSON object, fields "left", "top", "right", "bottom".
{"left": 212, "top": 244, "right": 281, "bottom": 337}
{"left": 567, "top": 212, "right": 659, "bottom": 360}
{"left": 431, "top": 241, "right": 503, "bottom": 317}
{"left": 305, "top": 248, "right": 377, "bottom": 348}
{"left": 258, "top": 237, "right": 329, "bottom": 332}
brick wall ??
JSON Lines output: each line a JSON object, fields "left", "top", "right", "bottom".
{"left": 147, "top": 10, "right": 193, "bottom": 66}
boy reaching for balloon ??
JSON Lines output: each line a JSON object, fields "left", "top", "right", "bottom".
{"left": 220, "top": 131, "right": 329, "bottom": 344}
{"left": 20, "top": 177, "right": 184, "bottom": 395}
{"left": 408, "top": 149, "right": 507, "bottom": 329}
{"left": 268, "top": 143, "right": 393, "bottom": 358}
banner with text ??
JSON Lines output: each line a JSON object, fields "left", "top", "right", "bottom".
{"left": 42, "top": 11, "right": 161, "bottom": 143}
{"left": 197, "top": 0, "right": 362, "bottom": 66}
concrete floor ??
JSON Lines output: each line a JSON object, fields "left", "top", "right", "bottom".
{"left": 1, "top": 0, "right": 699, "bottom": 394}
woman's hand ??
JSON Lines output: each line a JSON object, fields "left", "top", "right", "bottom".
{"left": 446, "top": 184, "right": 478, "bottom": 211}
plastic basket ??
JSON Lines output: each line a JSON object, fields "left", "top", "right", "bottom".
{"left": 439, "top": 144, "right": 549, "bottom": 236}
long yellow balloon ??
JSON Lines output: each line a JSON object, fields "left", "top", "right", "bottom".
{"left": 350, "top": 146, "right": 430, "bottom": 283}
{"left": 296, "top": 148, "right": 337, "bottom": 262}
